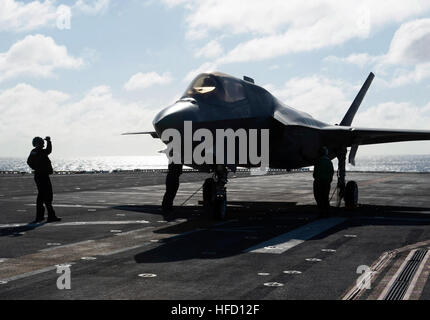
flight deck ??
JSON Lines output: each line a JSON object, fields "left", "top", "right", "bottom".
{"left": 0, "top": 171, "right": 430, "bottom": 300}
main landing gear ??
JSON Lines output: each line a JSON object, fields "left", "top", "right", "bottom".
{"left": 336, "top": 149, "right": 359, "bottom": 209}
{"left": 202, "top": 165, "right": 228, "bottom": 220}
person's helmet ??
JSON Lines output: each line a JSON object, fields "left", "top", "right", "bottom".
{"left": 32, "top": 137, "right": 44, "bottom": 147}
{"left": 318, "top": 146, "right": 328, "bottom": 156}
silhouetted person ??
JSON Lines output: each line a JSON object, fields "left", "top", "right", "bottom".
{"left": 27, "top": 136, "right": 61, "bottom": 223}
{"left": 162, "top": 163, "right": 183, "bottom": 212}
{"left": 313, "top": 146, "right": 334, "bottom": 217}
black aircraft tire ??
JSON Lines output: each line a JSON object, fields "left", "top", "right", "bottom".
{"left": 213, "top": 196, "right": 227, "bottom": 220}
{"left": 203, "top": 178, "right": 215, "bottom": 208}
{"left": 344, "top": 181, "right": 358, "bottom": 208}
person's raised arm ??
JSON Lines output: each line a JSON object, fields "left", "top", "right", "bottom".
{"left": 44, "top": 136, "right": 52, "bottom": 155}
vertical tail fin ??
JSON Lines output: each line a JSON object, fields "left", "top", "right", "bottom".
{"left": 340, "top": 72, "right": 375, "bottom": 126}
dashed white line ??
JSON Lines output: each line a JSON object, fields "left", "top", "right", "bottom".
{"left": 138, "top": 273, "right": 157, "bottom": 278}
{"left": 321, "top": 249, "right": 336, "bottom": 253}
{"left": 81, "top": 257, "right": 97, "bottom": 261}
{"left": 283, "top": 270, "right": 302, "bottom": 274}
{"left": 306, "top": 258, "right": 322, "bottom": 262}
{"left": 264, "top": 282, "right": 284, "bottom": 287}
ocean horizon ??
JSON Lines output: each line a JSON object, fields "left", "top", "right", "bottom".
{"left": 2, "top": 154, "right": 430, "bottom": 173}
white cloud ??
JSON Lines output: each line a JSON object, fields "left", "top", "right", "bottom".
{"left": 326, "top": 19, "right": 430, "bottom": 86}
{"left": 384, "top": 18, "right": 430, "bottom": 65}
{"left": 263, "top": 76, "right": 355, "bottom": 125}
{"left": 264, "top": 74, "right": 430, "bottom": 138}
{"left": 389, "top": 63, "right": 430, "bottom": 87}
{"left": 194, "top": 40, "right": 224, "bottom": 59}
{"left": 382, "top": 19, "right": 430, "bottom": 86}
{"left": 355, "top": 101, "right": 430, "bottom": 130}
{"left": 124, "top": 72, "right": 173, "bottom": 91}
{"left": 184, "top": 62, "right": 219, "bottom": 82}
{"left": 0, "top": 84, "right": 162, "bottom": 157}
{"left": 162, "top": 0, "right": 430, "bottom": 63}
{"left": 0, "top": 34, "right": 83, "bottom": 82}
{"left": 74, "top": 0, "right": 110, "bottom": 15}
{"left": 161, "top": 0, "right": 191, "bottom": 8}
{"left": 0, "top": 0, "right": 110, "bottom": 32}
{"left": 325, "top": 53, "right": 380, "bottom": 68}
{"left": 0, "top": 0, "right": 59, "bottom": 32}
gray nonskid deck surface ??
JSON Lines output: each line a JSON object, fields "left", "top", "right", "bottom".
{"left": 1, "top": 171, "right": 430, "bottom": 300}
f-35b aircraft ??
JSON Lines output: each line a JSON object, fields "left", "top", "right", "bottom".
{"left": 125, "top": 71, "right": 430, "bottom": 219}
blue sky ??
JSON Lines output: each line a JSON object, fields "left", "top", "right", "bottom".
{"left": 1, "top": 0, "right": 430, "bottom": 158}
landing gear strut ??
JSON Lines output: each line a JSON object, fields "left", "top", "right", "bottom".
{"left": 336, "top": 148, "right": 358, "bottom": 208}
{"left": 203, "top": 165, "right": 228, "bottom": 220}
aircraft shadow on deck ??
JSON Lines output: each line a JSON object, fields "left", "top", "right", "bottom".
{"left": 113, "top": 201, "right": 298, "bottom": 221}
{"left": 130, "top": 202, "right": 430, "bottom": 264}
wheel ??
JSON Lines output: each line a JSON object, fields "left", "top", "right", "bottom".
{"left": 203, "top": 178, "right": 216, "bottom": 208}
{"left": 213, "top": 195, "right": 227, "bottom": 220}
{"left": 344, "top": 180, "right": 358, "bottom": 208}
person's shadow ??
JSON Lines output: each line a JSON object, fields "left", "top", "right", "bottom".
{"left": 0, "top": 221, "right": 46, "bottom": 237}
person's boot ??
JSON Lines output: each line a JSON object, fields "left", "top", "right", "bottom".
{"left": 33, "top": 210, "right": 45, "bottom": 224}
{"left": 46, "top": 205, "right": 61, "bottom": 223}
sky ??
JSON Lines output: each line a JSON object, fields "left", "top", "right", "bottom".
{"left": 1, "top": 0, "right": 430, "bottom": 159}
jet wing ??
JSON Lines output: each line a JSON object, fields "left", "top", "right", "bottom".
{"left": 321, "top": 126, "right": 430, "bottom": 146}
{"left": 121, "top": 131, "right": 159, "bottom": 138}
{"left": 351, "top": 127, "right": 430, "bottom": 145}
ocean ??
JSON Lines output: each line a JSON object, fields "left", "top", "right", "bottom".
{"left": 0, "top": 156, "right": 169, "bottom": 173}
{"left": 2, "top": 155, "right": 430, "bottom": 173}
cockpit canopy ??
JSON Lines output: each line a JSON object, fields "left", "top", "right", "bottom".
{"left": 182, "top": 73, "right": 246, "bottom": 104}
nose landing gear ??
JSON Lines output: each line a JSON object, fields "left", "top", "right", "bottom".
{"left": 203, "top": 166, "right": 228, "bottom": 220}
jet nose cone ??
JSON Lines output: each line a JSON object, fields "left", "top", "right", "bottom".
{"left": 153, "top": 99, "right": 198, "bottom": 135}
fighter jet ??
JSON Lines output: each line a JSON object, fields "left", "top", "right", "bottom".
{"left": 124, "top": 71, "right": 430, "bottom": 219}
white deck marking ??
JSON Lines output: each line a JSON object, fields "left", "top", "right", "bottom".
{"left": 81, "top": 257, "right": 97, "bottom": 261}
{"left": 283, "top": 270, "right": 302, "bottom": 274}
{"left": 39, "top": 240, "right": 95, "bottom": 252}
{"left": 264, "top": 282, "right": 284, "bottom": 287}
{"left": 244, "top": 217, "right": 346, "bottom": 254}
{"left": 0, "top": 220, "right": 149, "bottom": 228}
{"left": 85, "top": 191, "right": 157, "bottom": 195}
{"left": 25, "top": 203, "right": 108, "bottom": 209}
{"left": 53, "top": 220, "right": 149, "bottom": 226}
{"left": 0, "top": 266, "right": 57, "bottom": 283}
{"left": 138, "top": 273, "right": 157, "bottom": 278}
